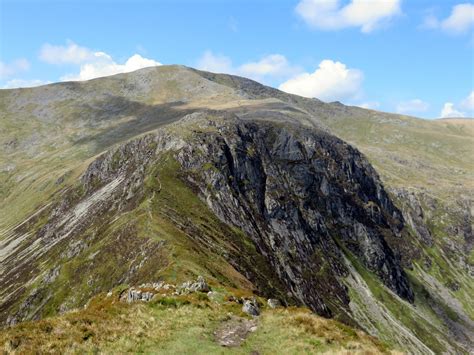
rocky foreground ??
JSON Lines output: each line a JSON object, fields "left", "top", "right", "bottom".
{"left": 1, "top": 276, "right": 391, "bottom": 354}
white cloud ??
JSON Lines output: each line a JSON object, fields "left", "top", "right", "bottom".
{"left": 396, "top": 99, "right": 429, "bottom": 114}
{"left": 439, "top": 91, "right": 474, "bottom": 118}
{"left": 423, "top": 3, "right": 474, "bottom": 34}
{"left": 440, "top": 102, "right": 465, "bottom": 118}
{"left": 197, "top": 52, "right": 362, "bottom": 101}
{"left": 278, "top": 59, "right": 363, "bottom": 101}
{"left": 196, "top": 51, "right": 300, "bottom": 84}
{"left": 442, "top": 3, "right": 474, "bottom": 33}
{"left": 1, "top": 79, "right": 50, "bottom": 89}
{"left": 61, "top": 52, "right": 162, "bottom": 81}
{"left": 39, "top": 41, "right": 162, "bottom": 81}
{"left": 295, "top": 0, "right": 401, "bottom": 33}
{"left": 39, "top": 41, "right": 94, "bottom": 64}
{"left": 0, "top": 59, "right": 30, "bottom": 79}
{"left": 239, "top": 54, "right": 300, "bottom": 80}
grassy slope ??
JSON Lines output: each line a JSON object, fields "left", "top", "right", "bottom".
{"left": 1, "top": 291, "right": 390, "bottom": 354}
{"left": 0, "top": 146, "right": 287, "bottom": 328}
{"left": 323, "top": 113, "right": 473, "bottom": 199}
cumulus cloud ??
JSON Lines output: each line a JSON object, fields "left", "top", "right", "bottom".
{"left": 198, "top": 53, "right": 364, "bottom": 102}
{"left": 278, "top": 60, "right": 363, "bottom": 101}
{"left": 423, "top": 3, "right": 474, "bottom": 34}
{"left": 196, "top": 51, "right": 300, "bottom": 84}
{"left": 396, "top": 99, "right": 430, "bottom": 114}
{"left": 295, "top": 0, "right": 401, "bottom": 33}
{"left": 39, "top": 41, "right": 162, "bottom": 81}
{"left": 439, "top": 91, "right": 474, "bottom": 118}
{"left": 1, "top": 79, "right": 50, "bottom": 89}
{"left": 239, "top": 54, "right": 300, "bottom": 80}
{"left": 440, "top": 102, "right": 465, "bottom": 118}
{"left": 61, "top": 53, "right": 162, "bottom": 81}
{"left": 0, "top": 59, "right": 30, "bottom": 79}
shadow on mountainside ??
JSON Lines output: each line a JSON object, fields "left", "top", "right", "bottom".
{"left": 73, "top": 97, "right": 193, "bottom": 153}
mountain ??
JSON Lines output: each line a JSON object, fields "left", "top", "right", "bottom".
{"left": 0, "top": 65, "right": 472, "bottom": 354}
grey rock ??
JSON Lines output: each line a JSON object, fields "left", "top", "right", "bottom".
{"left": 178, "top": 276, "right": 210, "bottom": 294}
{"left": 242, "top": 299, "right": 260, "bottom": 316}
{"left": 126, "top": 288, "right": 141, "bottom": 303}
{"left": 177, "top": 281, "right": 193, "bottom": 294}
{"left": 192, "top": 276, "right": 210, "bottom": 292}
{"left": 126, "top": 288, "right": 155, "bottom": 303}
{"left": 141, "top": 292, "right": 155, "bottom": 301}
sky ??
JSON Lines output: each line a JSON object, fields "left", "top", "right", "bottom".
{"left": 0, "top": 0, "right": 473, "bottom": 119}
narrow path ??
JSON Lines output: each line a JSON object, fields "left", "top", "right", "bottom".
{"left": 214, "top": 316, "right": 258, "bottom": 347}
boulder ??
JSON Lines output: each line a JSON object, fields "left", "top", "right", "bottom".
{"left": 126, "top": 288, "right": 155, "bottom": 302}
{"left": 242, "top": 299, "right": 260, "bottom": 316}
{"left": 192, "top": 276, "right": 210, "bottom": 292}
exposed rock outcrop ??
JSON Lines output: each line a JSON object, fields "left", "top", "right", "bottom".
{"left": 177, "top": 276, "right": 210, "bottom": 294}
{"left": 126, "top": 288, "right": 154, "bottom": 303}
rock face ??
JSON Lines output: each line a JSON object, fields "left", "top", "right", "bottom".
{"left": 392, "top": 189, "right": 434, "bottom": 247}
{"left": 89, "top": 113, "right": 412, "bottom": 317}
{"left": 173, "top": 114, "right": 413, "bottom": 316}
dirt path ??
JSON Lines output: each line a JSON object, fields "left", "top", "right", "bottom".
{"left": 214, "top": 316, "right": 258, "bottom": 347}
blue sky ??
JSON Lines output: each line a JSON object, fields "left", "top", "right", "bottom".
{"left": 1, "top": 0, "right": 473, "bottom": 118}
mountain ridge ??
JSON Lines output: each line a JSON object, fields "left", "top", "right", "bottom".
{"left": 1, "top": 65, "right": 473, "bottom": 353}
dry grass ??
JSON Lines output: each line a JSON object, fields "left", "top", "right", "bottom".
{"left": 242, "top": 309, "right": 392, "bottom": 355}
{"left": 0, "top": 292, "right": 393, "bottom": 354}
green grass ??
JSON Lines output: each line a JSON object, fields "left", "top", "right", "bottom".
{"left": 0, "top": 291, "right": 390, "bottom": 354}
{"left": 325, "top": 115, "right": 473, "bottom": 201}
